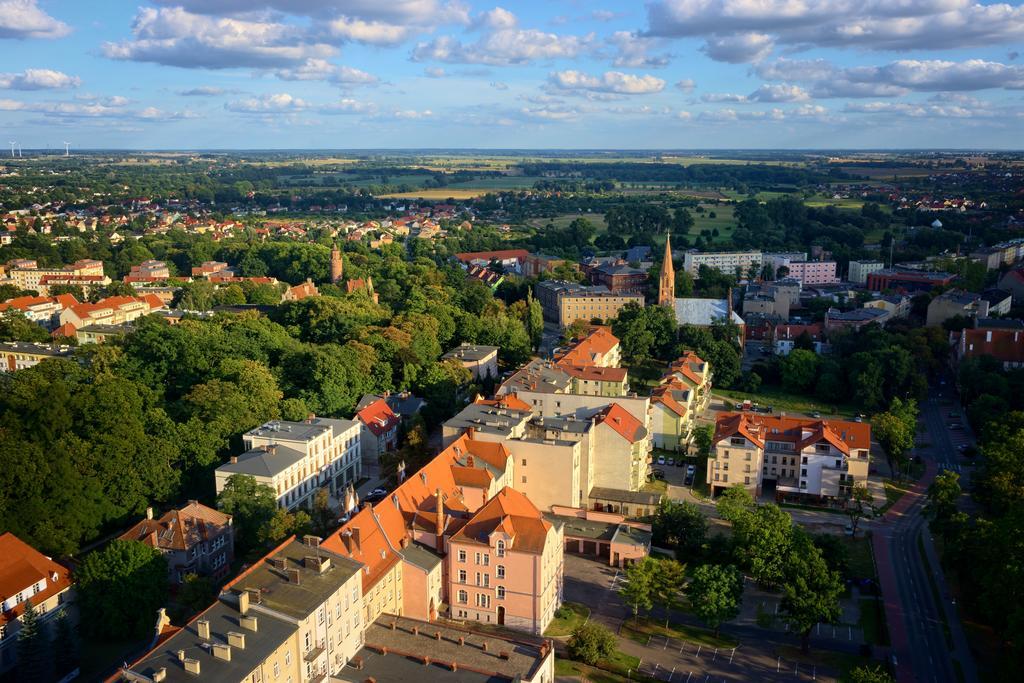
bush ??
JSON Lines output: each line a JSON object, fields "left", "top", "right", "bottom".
{"left": 567, "top": 623, "right": 616, "bottom": 666}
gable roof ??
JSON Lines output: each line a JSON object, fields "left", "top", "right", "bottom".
{"left": 713, "top": 412, "right": 871, "bottom": 453}
{"left": 0, "top": 533, "right": 73, "bottom": 627}
{"left": 554, "top": 327, "right": 619, "bottom": 368}
{"left": 355, "top": 398, "right": 400, "bottom": 436}
{"left": 595, "top": 403, "right": 647, "bottom": 443}
{"left": 650, "top": 384, "right": 688, "bottom": 418}
{"left": 119, "top": 501, "right": 232, "bottom": 553}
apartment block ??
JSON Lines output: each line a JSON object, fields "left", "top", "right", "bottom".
{"left": 682, "top": 250, "right": 762, "bottom": 277}
{"left": 354, "top": 398, "right": 400, "bottom": 464}
{"left": 0, "top": 341, "right": 74, "bottom": 372}
{"left": 707, "top": 413, "right": 871, "bottom": 501}
{"left": 58, "top": 294, "right": 165, "bottom": 333}
{"left": 534, "top": 280, "right": 644, "bottom": 328}
{"left": 926, "top": 290, "right": 990, "bottom": 327}
{"left": 6, "top": 258, "right": 108, "bottom": 295}
{"left": 442, "top": 343, "right": 499, "bottom": 381}
{"left": 848, "top": 260, "right": 885, "bottom": 285}
{"left": 448, "top": 488, "right": 564, "bottom": 634}
{"left": 0, "top": 293, "right": 78, "bottom": 329}
{"left": 649, "top": 351, "right": 712, "bottom": 452}
{"left": 954, "top": 325, "right": 1024, "bottom": 369}
{"left": 216, "top": 416, "right": 361, "bottom": 510}
{"left": 0, "top": 533, "right": 75, "bottom": 677}
{"left": 119, "top": 501, "right": 235, "bottom": 584}
{"left": 773, "top": 323, "right": 829, "bottom": 356}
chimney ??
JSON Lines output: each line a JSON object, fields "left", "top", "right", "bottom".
{"left": 238, "top": 590, "right": 249, "bottom": 615}
{"left": 435, "top": 488, "right": 444, "bottom": 553}
{"left": 240, "top": 615, "right": 258, "bottom": 632}
{"left": 458, "top": 637, "right": 465, "bottom": 646}
{"left": 306, "top": 412, "right": 316, "bottom": 423}
{"left": 389, "top": 621, "right": 396, "bottom": 630}
{"left": 352, "top": 526, "right": 362, "bottom": 552}
{"left": 303, "top": 534, "right": 321, "bottom": 548}
{"left": 152, "top": 668, "right": 167, "bottom": 682}
{"left": 482, "top": 642, "right": 489, "bottom": 652}
{"left": 412, "top": 626, "right": 419, "bottom": 636}
{"left": 177, "top": 650, "right": 186, "bottom": 663}
{"left": 145, "top": 506, "right": 154, "bottom": 520}
{"left": 227, "top": 631, "right": 246, "bottom": 649}
{"left": 212, "top": 643, "right": 231, "bottom": 661}
{"left": 727, "top": 287, "right": 734, "bottom": 322}
{"left": 183, "top": 659, "right": 200, "bottom": 675}
{"left": 230, "top": 456, "right": 238, "bottom": 464}
{"left": 196, "top": 619, "right": 210, "bottom": 640}
{"left": 434, "top": 631, "right": 442, "bottom": 641}
{"left": 287, "top": 568, "right": 301, "bottom": 584}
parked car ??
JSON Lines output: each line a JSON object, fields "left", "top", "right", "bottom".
{"left": 368, "top": 487, "right": 387, "bottom": 497}
{"left": 854, "top": 415, "right": 864, "bottom": 423}
{"left": 650, "top": 469, "right": 666, "bottom": 480}
{"left": 810, "top": 411, "right": 821, "bottom": 419}
{"left": 666, "top": 457, "right": 675, "bottom": 467}
{"left": 657, "top": 455, "right": 666, "bottom": 465}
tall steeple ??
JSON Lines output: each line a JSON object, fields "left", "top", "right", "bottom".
{"left": 330, "top": 243, "right": 343, "bottom": 284}
{"left": 658, "top": 233, "right": 675, "bottom": 307}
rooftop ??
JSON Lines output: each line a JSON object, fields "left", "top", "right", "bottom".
{"left": 443, "top": 344, "right": 500, "bottom": 363}
{"left": 588, "top": 487, "right": 663, "bottom": 506}
{"left": 672, "top": 297, "right": 744, "bottom": 326}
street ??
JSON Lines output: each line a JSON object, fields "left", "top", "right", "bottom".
{"left": 873, "top": 384, "right": 978, "bottom": 683}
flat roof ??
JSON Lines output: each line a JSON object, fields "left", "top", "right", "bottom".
{"left": 229, "top": 539, "right": 362, "bottom": 620}
{"left": 217, "top": 444, "right": 306, "bottom": 479}
{"left": 399, "top": 543, "right": 444, "bottom": 572}
{"left": 612, "top": 524, "right": 653, "bottom": 549}
{"left": 360, "top": 615, "right": 548, "bottom": 681}
{"left": 589, "top": 487, "right": 663, "bottom": 506}
{"left": 547, "top": 514, "right": 617, "bottom": 542}
{"left": 443, "top": 344, "right": 499, "bottom": 362}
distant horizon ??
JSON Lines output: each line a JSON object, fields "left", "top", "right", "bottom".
{"left": 5, "top": 147, "right": 1024, "bottom": 154}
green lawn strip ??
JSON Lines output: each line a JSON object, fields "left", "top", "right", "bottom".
{"left": 917, "top": 534, "right": 953, "bottom": 648}
{"left": 544, "top": 602, "right": 591, "bottom": 637}
{"left": 714, "top": 388, "right": 856, "bottom": 418}
{"left": 879, "top": 480, "right": 914, "bottom": 514}
{"left": 844, "top": 535, "right": 877, "bottom": 581}
{"left": 642, "top": 479, "right": 669, "bottom": 494}
{"left": 774, "top": 644, "right": 871, "bottom": 680}
{"left": 554, "top": 653, "right": 658, "bottom": 683}
{"left": 622, "top": 617, "right": 738, "bottom": 649}
{"left": 779, "top": 501, "right": 848, "bottom": 515}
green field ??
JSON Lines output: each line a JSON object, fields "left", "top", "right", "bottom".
{"left": 689, "top": 203, "right": 736, "bottom": 245}
{"left": 529, "top": 212, "right": 608, "bottom": 232}
{"left": 447, "top": 175, "right": 543, "bottom": 189}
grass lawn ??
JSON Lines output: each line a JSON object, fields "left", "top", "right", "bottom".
{"left": 859, "top": 597, "right": 890, "bottom": 646}
{"left": 642, "top": 479, "right": 669, "bottom": 494}
{"left": 554, "top": 652, "right": 654, "bottom": 683}
{"left": 774, "top": 644, "right": 872, "bottom": 680}
{"left": 844, "top": 534, "right": 877, "bottom": 582}
{"left": 622, "top": 616, "right": 739, "bottom": 649}
{"left": 378, "top": 188, "right": 491, "bottom": 200}
{"left": 715, "top": 387, "right": 857, "bottom": 418}
{"left": 545, "top": 602, "right": 591, "bottom": 637}
{"left": 529, "top": 212, "right": 608, "bottom": 233}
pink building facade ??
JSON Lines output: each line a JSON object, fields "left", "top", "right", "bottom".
{"left": 784, "top": 260, "right": 838, "bottom": 285}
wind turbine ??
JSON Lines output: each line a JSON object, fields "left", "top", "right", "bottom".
{"left": 63, "top": 142, "right": 70, "bottom": 157}
{"left": 17, "top": 143, "right": 22, "bottom": 158}
{"left": 8, "top": 141, "right": 14, "bottom": 159}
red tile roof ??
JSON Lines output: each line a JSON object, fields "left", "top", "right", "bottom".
{"left": 665, "top": 351, "right": 707, "bottom": 386}
{"left": 0, "top": 294, "right": 78, "bottom": 312}
{"left": 454, "top": 249, "right": 530, "bottom": 263}
{"left": 119, "top": 502, "right": 232, "bottom": 553}
{"left": 959, "top": 327, "right": 1024, "bottom": 364}
{"left": 595, "top": 403, "right": 646, "bottom": 443}
{"left": 554, "top": 327, "right": 619, "bottom": 369}
{"left": 0, "top": 533, "right": 73, "bottom": 627}
{"left": 713, "top": 412, "right": 870, "bottom": 453}
{"left": 450, "top": 488, "right": 551, "bottom": 554}
{"left": 355, "top": 398, "right": 400, "bottom": 437}
{"left": 651, "top": 384, "right": 688, "bottom": 418}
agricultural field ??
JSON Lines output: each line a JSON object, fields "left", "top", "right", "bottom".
{"left": 690, "top": 203, "right": 736, "bottom": 244}
{"left": 528, "top": 212, "right": 608, "bottom": 232}
{"left": 377, "top": 188, "right": 490, "bottom": 200}
{"left": 446, "top": 175, "right": 544, "bottom": 189}
{"left": 660, "top": 155, "right": 808, "bottom": 167}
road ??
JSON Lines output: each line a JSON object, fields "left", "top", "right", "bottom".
{"left": 873, "top": 384, "right": 978, "bottom": 683}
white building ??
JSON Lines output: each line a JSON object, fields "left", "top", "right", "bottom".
{"left": 215, "top": 417, "right": 361, "bottom": 510}
{"left": 848, "top": 260, "right": 885, "bottom": 285}
{"left": 682, "top": 250, "right": 762, "bottom": 277}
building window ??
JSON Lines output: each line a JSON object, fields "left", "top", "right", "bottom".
{"left": 744, "top": 477, "right": 750, "bottom": 484}
{"left": 457, "top": 590, "right": 468, "bottom": 604}
{"left": 497, "top": 565, "right": 505, "bottom": 579}
{"left": 458, "top": 550, "right": 466, "bottom": 562}
{"left": 497, "top": 586, "right": 506, "bottom": 600}
{"left": 522, "top": 459, "right": 527, "bottom": 466}
{"left": 458, "top": 570, "right": 467, "bottom": 584}
{"left": 496, "top": 540, "right": 505, "bottom": 557}
{"left": 801, "top": 468, "right": 807, "bottom": 477}
{"left": 723, "top": 474, "right": 729, "bottom": 482}
{"left": 522, "top": 476, "right": 527, "bottom": 484}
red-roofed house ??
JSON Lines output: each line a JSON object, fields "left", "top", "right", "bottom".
{"left": 650, "top": 351, "right": 712, "bottom": 452}
{"left": 998, "top": 268, "right": 1024, "bottom": 304}
{"left": 593, "top": 404, "right": 650, "bottom": 491}
{"left": 356, "top": 398, "right": 400, "bottom": 462}
{"left": 447, "top": 487, "right": 563, "bottom": 634}
{"left": 0, "top": 293, "right": 78, "bottom": 328}
{"left": 708, "top": 412, "right": 871, "bottom": 500}
{"left": 955, "top": 326, "right": 1024, "bottom": 369}
{"left": 119, "top": 501, "right": 234, "bottom": 584}
{"left": 281, "top": 279, "right": 319, "bottom": 302}
{"left": 58, "top": 294, "right": 165, "bottom": 332}
{"left": 0, "top": 533, "right": 75, "bottom": 676}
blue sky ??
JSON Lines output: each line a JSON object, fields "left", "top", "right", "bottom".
{"left": 1, "top": 0, "right": 1023, "bottom": 149}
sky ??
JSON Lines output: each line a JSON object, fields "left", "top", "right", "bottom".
{"left": 0, "top": 0, "right": 1023, "bottom": 150}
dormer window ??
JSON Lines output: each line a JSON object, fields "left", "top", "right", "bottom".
{"left": 496, "top": 540, "right": 505, "bottom": 557}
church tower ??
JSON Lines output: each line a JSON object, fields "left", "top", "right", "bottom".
{"left": 658, "top": 234, "right": 675, "bottom": 307}
{"left": 330, "top": 244, "right": 343, "bottom": 284}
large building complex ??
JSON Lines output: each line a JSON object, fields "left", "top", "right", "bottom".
{"left": 649, "top": 352, "right": 712, "bottom": 452}
{"left": 682, "top": 250, "right": 762, "bottom": 277}
{"left": 848, "top": 260, "right": 885, "bottom": 285}
{"left": 534, "top": 280, "right": 644, "bottom": 328}
{"left": 215, "top": 416, "right": 361, "bottom": 510}
{"left": 3, "top": 258, "right": 110, "bottom": 296}
{"left": 707, "top": 413, "right": 871, "bottom": 501}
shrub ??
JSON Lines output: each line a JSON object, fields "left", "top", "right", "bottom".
{"left": 567, "top": 623, "right": 616, "bottom": 666}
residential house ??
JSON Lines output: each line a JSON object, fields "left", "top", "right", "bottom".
{"left": 355, "top": 398, "right": 401, "bottom": 464}
{"left": 585, "top": 260, "right": 648, "bottom": 296}
{"left": 124, "top": 259, "right": 171, "bottom": 283}
{"left": 0, "top": 293, "right": 78, "bottom": 329}
{"left": 865, "top": 268, "right": 957, "bottom": 293}
{"left": 863, "top": 294, "right": 911, "bottom": 321}
{"left": 926, "top": 290, "right": 990, "bottom": 327}
{"left": 356, "top": 391, "right": 426, "bottom": 423}
{"left": 119, "top": 502, "right": 234, "bottom": 584}
{"left": 824, "top": 306, "right": 890, "bottom": 331}
{"left": 649, "top": 351, "right": 713, "bottom": 452}
{"left": 6, "top": 258, "right": 108, "bottom": 295}
{"left": 954, "top": 325, "right": 1024, "bottom": 369}
{"left": 215, "top": 416, "right": 361, "bottom": 510}
{"left": 58, "top": 294, "right": 164, "bottom": 333}
{"left": 682, "top": 250, "right": 762, "bottom": 277}
{"left": 448, "top": 488, "right": 563, "bottom": 634}
{"left": 75, "top": 323, "right": 132, "bottom": 344}
{"left": 0, "top": 533, "right": 75, "bottom": 676}
{"left": 534, "top": 280, "right": 644, "bottom": 328}
{"left": 281, "top": 279, "right": 319, "bottom": 302}
{"left": 981, "top": 289, "right": 1013, "bottom": 317}
{"left": 672, "top": 297, "right": 745, "bottom": 345}
{"left": 773, "top": 323, "right": 829, "bottom": 356}
{"left": 0, "top": 341, "right": 74, "bottom": 372}
{"left": 707, "top": 413, "right": 871, "bottom": 501}
{"left": 847, "top": 260, "right": 885, "bottom": 285}
{"left": 442, "top": 343, "right": 499, "bottom": 382}
{"left": 997, "top": 268, "right": 1024, "bottom": 304}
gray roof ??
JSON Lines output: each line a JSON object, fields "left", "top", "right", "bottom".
{"left": 975, "top": 317, "right": 1024, "bottom": 330}
{"left": 672, "top": 298, "right": 744, "bottom": 326}
{"left": 0, "top": 342, "right": 74, "bottom": 357}
{"left": 546, "top": 514, "right": 618, "bottom": 542}
{"left": 589, "top": 487, "right": 663, "bottom": 506}
{"left": 442, "top": 344, "right": 499, "bottom": 363}
{"left": 217, "top": 443, "right": 306, "bottom": 478}
{"left": 125, "top": 599, "right": 296, "bottom": 683}
{"left": 444, "top": 403, "right": 530, "bottom": 438}
{"left": 245, "top": 417, "right": 356, "bottom": 444}
{"left": 357, "top": 392, "right": 426, "bottom": 417}
{"left": 230, "top": 539, "right": 363, "bottom": 620}
{"left": 827, "top": 307, "right": 888, "bottom": 322}
{"left": 76, "top": 323, "right": 132, "bottom": 335}
{"left": 981, "top": 288, "right": 1011, "bottom": 305}
{"left": 399, "top": 543, "right": 444, "bottom": 572}
{"left": 612, "top": 524, "right": 654, "bottom": 549}
{"left": 499, "top": 358, "right": 572, "bottom": 395}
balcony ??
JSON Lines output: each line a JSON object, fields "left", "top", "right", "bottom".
{"left": 305, "top": 646, "right": 325, "bottom": 662}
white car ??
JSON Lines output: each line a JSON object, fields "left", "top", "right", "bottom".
{"left": 657, "top": 455, "right": 666, "bottom": 465}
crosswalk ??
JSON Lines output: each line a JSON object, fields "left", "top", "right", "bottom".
{"left": 937, "top": 462, "right": 962, "bottom": 473}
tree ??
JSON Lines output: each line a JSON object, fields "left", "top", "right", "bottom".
{"left": 731, "top": 503, "right": 793, "bottom": 587}
{"left": 873, "top": 408, "right": 914, "bottom": 478}
{"left": 611, "top": 303, "right": 677, "bottom": 364}
{"left": 779, "top": 349, "right": 820, "bottom": 393}
{"left": 51, "top": 608, "right": 78, "bottom": 680}
{"left": 567, "top": 622, "right": 616, "bottom": 666}
{"left": 311, "top": 487, "right": 335, "bottom": 537}
{"left": 619, "top": 557, "right": 655, "bottom": 622}
{"left": 0, "top": 310, "right": 51, "bottom": 343}
{"left": 217, "top": 474, "right": 280, "bottom": 555}
{"left": 692, "top": 424, "right": 714, "bottom": 458}
{"left": 653, "top": 499, "right": 707, "bottom": 560}
{"left": 16, "top": 599, "right": 49, "bottom": 682}
{"left": 687, "top": 564, "right": 744, "bottom": 636}
{"left": 651, "top": 559, "right": 687, "bottom": 626}
{"left": 715, "top": 485, "right": 754, "bottom": 523}
{"left": 848, "top": 664, "right": 895, "bottom": 683}
{"left": 845, "top": 484, "right": 876, "bottom": 538}
{"left": 76, "top": 540, "right": 169, "bottom": 640}
{"left": 925, "top": 470, "right": 963, "bottom": 541}
{"left": 780, "top": 530, "right": 843, "bottom": 653}
{"left": 178, "top": 574, "right": 218, "bottom": 616}
{"left": 525, "top": 291, "right": 544, "bottom": 351}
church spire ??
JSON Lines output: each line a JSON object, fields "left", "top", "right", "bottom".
{"left": 658, "top": 233, "right": 675, "bottom": 307}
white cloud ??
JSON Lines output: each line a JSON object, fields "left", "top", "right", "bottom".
{"left": 701, "top": 92, "right": 747, "bottom": 103}
{"left": 519, "top": 105, "right": 579, "bottom": 121}
{"left": 675, "top": 79, "right": 695, "bottom": 92}
{"left": 843, "top": 101, "right": 988, "bottom": 118}
{"left": 548, "top": 70, "right": 665, "bottom": 95}
{"left": 757, "top": 57, "right": 1024, "bottom": 97}
{"left": 700, "top": 33, "right": 773, "bottom": 63}
{"left": 412, "top": 9, "right": 592, "bottom": 65}
{"left": 324, "top": 17, "right": 416, "bottom": 46}
{"left": 152, "top": 0, "right": 471, "bottom": 26}
{"left": 225, "top": 92, "right": 308, "bottom": 113}
{"left": 424, "top": 67, "right": 447, "bottom": 78}
{"left": 606, "top": 31, "right": 671, "bottom": 68}
{"left": 0, "top": 1, "right": 70, "bottom": 40}
{"left": 178, "top": 86, "right": 235, "bottom": 96}
{"left": 646, "top": 1, "right": 1024, "bottom": 56}
{"left": 319, "top": 98, "right": 378, "bottom": 115}
{"left": 271, "top": 59, "right": 378, "bottom": 86}
{"left": 0, "top": 69, "right": 79, "bottom": 90}
{"left": 393, "top": 109, "right": 432, "bottom": 119}
{"left": 747, "top": 84, "right": 810, "bottom": 103}
{"left": 490, "top": 81, "right": 509, "bottom": 90}
{"left": 0, "top": 95, "right": 194, "bottom": 121}
{"left": 102, "top": 7, "right": 336, "bottom": 69}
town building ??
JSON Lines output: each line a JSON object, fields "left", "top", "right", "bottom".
{"left": 534, "top": 280, "right": 644, "bottom": 329}
{"left": 454, "top": 249, "right": 531, "bottom": 273}
{"left": 649, "top": 351, "right": 712, "bottom": 452}
{"left": 125, "top": 259, "right": 171, "bottom": 283}
{"left": 5, "top": 258, "right": 109, "bottom": 295}
{"left": 824, "top": 306, "right": 890, "bottom": 331}
{"left": 997, "top": 268, "right": 1024, "bottom": 304}
{"left": 75, "top": 322, "right": 132, "bottom": 344}
{"left": 0, "top": 533, "right": 75, "bottom": 676}
{"left": 442, "top": 344, "right": 499, "bottom": 382}
{"left": 672, "top": 297, "right": 745, "bottom": 344}
{"left": 862, "top": 294, "right": 911, "bottom": 321}
{"left": 117, "top": 536, "right": 365, "bottom": 683}
{"left": 0, "top": 341, "right": 74, "bottom": 372}
{"left": 682, "top": 250, "right": 762, "bottom": 277}
{"left": 773, "top": 323, "right": 829, "bottom": 356}
{"left": 865, "top": 268, "right": 957, "bottom": 293}
{"left": 0, "top": 293, "right": 78, "bottom": 329}
{"left": 120, "top": 501, "right": 235, "bottom": 584}
{"left": 778, "top": 260, "right": 838, "bottom": 285}
{"left": 215, "top": 416, "right": 362, "bottom": 510}
{"left": 658, "top": 235, "right": 675, "bottom": 308}
{"left": 58, "top": 294, "right": 165, "bottom": 333}
{"left": 356, "top": 392, "right": 426, "bottom": 422}
{"left": 954, "top": 325, "right": 1024, "bottom": 369}
{"left": 585, "top": 260, "right": 648, "bottom": 296}
{"left": 981, "top": 289, "right": 1012, "bottom": 317}
{"left": 281, "top": 279, "right": 319, "bottom": 302}
{"left": 926, "top": 290, "right": 990, "bottom": 327}
{"left": 354, "top": 398, "right": 401, "bottom": 464}
{"left": 707, "top": 413, "right": 871, "bottom": 501}
{"left": 447, "top": 488, "right": 564, "bottom": 634}
{"left": 192, "top": 261, "right": 237, "bottom": 279}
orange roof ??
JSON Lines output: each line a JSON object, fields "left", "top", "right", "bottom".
{"left": 665, "top": 351, "right": 707, "bottom": 386}
{"left": 651, "top": 384, "right": 688, "bottom": 418}
{"left": 284, "top": 281, "right": 319, "bottom": 300}
{"left": 0, "top": 533, "right": 73, "bottom": 627}
{"left": 0, "top": 294, "right": 78, "bottom": 312}
{"left": 554, "top": 327, "right": 620, "bottom": 369}
{"left": 450, "top": 488, "right": 551, "bottom": 554}
{"left": 561, "top": 365, "right": 628, "bottom": 382}
{"left": 355, "top": 399, "right": 400, "bottom": 437}
{"left": 454, "top": 249, "right": 530, "bottom": 263}
{"left": 474, "top": 393, "right": 532, "bottom": 412}
{"left": 713, "top": 412, "right": 870, "bottom": 453}
{"left": 119, "top": 502, "right": 232, "bottom": 553}
{"left": 51, "top": 323, "right": 76, "bottom": 338}
{"left": 595, "top": 403, "right": 647, "bottom": 443}
{"left": 452, "top": 465, "right": 493, "bottom": 488}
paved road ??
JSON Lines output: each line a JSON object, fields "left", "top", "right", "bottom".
{"left": 874, "top": 385, "right": 978, "bottom": 683}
